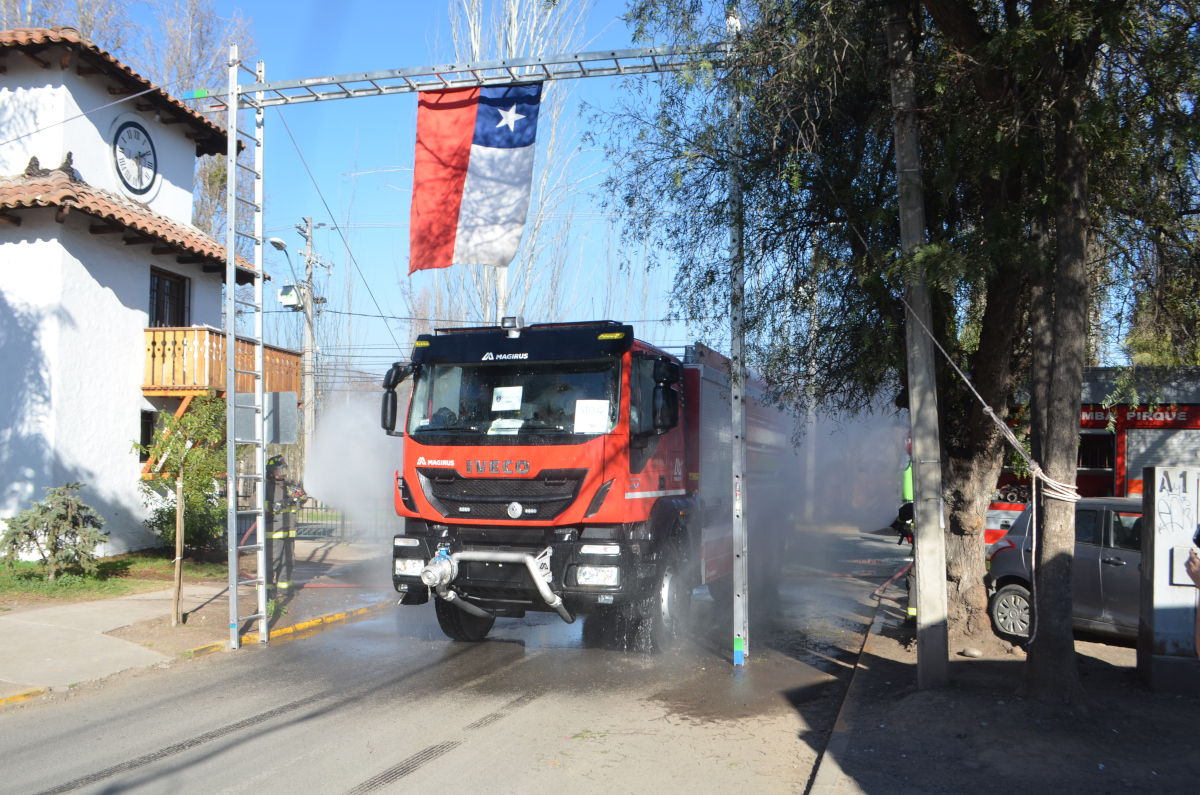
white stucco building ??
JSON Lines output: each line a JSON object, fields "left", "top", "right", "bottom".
{"left": 0, "top": 27, "right": 297, "bottom": 554}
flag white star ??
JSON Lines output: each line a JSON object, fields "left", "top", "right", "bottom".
{"left": 496, "top": 105, "right": 526, "bottom": 132}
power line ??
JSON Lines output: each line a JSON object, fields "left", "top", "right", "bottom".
{"left": 267, "top": 307, "right": 701, "bottom": 325}
{"left": 0, "top": 83, "right": 170, "bottom": 149}
{"left": 274, "top": 107, "right": 402, "bottom": 350}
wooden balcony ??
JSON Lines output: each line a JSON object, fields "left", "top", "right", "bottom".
{"left": 143, "top": 328, "right": 302, "bottom": 397}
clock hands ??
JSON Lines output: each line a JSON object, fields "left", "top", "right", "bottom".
{"left": 119, "top": 146, "right": 153, "bottom": 186}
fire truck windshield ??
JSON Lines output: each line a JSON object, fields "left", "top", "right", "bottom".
{"left": 407, "top": 359, "right": 621, "bottom": 438}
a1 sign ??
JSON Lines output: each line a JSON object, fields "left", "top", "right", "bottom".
{"left": 1138, "top": 467, "right": 1200, "bottom": 691}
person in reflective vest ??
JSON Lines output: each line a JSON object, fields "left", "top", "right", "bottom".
{"left": 889, "top": 461, "right": 914, "bottom": 544}
{"left": 265, "top": 455, "right": 296, "bottom": 595}
{"left": 888, "top": 459, "right": 916, "bottom": 621}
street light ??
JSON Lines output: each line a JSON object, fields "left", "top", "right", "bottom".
{"left": 270, "top": 237, "right": 302, "bottom": 288}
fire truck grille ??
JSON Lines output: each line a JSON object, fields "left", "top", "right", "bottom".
{"left": 415, "top": 468, "right": 587, "bottom": 521}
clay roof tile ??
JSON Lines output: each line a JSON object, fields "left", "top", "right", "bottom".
{"left": 0, "top": 164, "right": 256, "bottom": 284}
{"left": 0, "top": 27, "right": 233, "bottom": 156}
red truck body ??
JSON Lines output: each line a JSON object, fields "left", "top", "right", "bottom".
{"left": 382, "top": 320, "right": 793, "bottom": 645}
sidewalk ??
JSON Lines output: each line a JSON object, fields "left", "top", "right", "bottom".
{"left": 0, "top": 540, "right": 392, "bottom": 696}
{"left": 0, "top": 585, "right": 224, "bottom": 691}
{"left": 811, "top": 592, "right": 1198, "bottom": 794}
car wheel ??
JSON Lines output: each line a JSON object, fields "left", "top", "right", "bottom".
{"left": 990, "top": 583, "right": 1031, "bottom": 639}
{"left": 434, "top": 596, "right": 495, "bottom": 641}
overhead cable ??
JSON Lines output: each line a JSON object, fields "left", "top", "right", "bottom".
{"left": 274, "top": 107, "right": 402, "bottom": 350}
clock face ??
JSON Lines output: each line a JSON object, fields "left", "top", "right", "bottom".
{"left": 113, "top": 121, "right": 157, "bottom": 195}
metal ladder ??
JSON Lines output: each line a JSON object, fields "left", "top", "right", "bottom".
{"left": 224, "top": 44, "right": 269, "bottom": 649}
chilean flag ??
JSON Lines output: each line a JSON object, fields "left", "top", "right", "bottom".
{"left": 408, "top": 83, "right": 542, "bottom": 274}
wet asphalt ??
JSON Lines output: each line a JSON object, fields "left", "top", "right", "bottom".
{"left": 0, "top": 525, "right": 911, "bottom": 795}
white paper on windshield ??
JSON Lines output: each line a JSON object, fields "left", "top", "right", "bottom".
{"left": 488, "top": 418, "right": 524, "bottom": 435}
{"left": 574, "top": 400, "right": 610, "bottom": 434}
{"left": 491, "top": 386, "right": 523, "bottom": 412}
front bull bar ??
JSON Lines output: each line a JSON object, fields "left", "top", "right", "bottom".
{"left": 424, "top": 548, "right": 575, "bottom": 624}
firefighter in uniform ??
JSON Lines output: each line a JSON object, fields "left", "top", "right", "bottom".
{"left": 889, "top": 459, "right": 916, "bottom": 621}
{"left": 265, "top": 455, "right": 296, "bottom": 598}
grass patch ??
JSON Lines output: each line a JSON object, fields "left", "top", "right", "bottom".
{"left": 0, "top": 549, "right": 228, "bottom": 601}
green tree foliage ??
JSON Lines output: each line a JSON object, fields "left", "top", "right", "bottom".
{"left": 0, "top": 483, "right": 108, "bottom": 581}
{"left": 605, "top": 0, "right": 1200, "bottom": 687}
{"left": 136, "top": 392, "right": 228, "bottom": 555}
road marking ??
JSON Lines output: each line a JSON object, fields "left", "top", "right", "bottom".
{"left": 342, "top": 741, "right": 463, "bottom": 795}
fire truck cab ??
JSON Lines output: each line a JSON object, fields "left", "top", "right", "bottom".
{"left": 380, "top": 319, "right": 792, "bottom": 649}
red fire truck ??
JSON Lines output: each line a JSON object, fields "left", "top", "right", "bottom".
{"left": 380, "top": 319, "right": 793, "bottom": 648}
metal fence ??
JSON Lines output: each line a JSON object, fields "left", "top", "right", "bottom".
{"left": 295, "top": 498, "right": 404, "bottom": 542}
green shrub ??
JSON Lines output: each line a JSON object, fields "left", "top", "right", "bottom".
{"left": 0, "top": 483, "right": 108, "bottom": 581}
{"left": 143, "top": 490, "right": 227, "bottom": 554}
{"left": 136, "top": 392, "right": 228, "bottom": 555}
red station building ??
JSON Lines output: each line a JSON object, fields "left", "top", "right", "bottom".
{"left": 988, "top": 367, "right": 1200, "bottom": 539}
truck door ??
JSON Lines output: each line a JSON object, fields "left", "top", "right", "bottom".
{"left": 628, "top": 355, "right": 683, "bottom": 495}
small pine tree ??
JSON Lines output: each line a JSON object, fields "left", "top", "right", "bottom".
{"left": 0, "top": 483, "right": 108, "bottom": 581}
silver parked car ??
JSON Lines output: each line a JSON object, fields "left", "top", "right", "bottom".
{"left": 985, "top": 497, "right": 1143, "bottom": 639}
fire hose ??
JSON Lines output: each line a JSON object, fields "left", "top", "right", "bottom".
{"left": 421, "top": 548, "right": 575, "bottom": 624}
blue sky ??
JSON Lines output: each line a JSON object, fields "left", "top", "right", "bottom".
{"left": 202, "top": 0, "right": 692, "bottom": 379}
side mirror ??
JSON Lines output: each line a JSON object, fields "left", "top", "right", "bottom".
{"left": 381, "top": 390, "right": 398, "bottom": 433}
{"left": 653, "top": 359, "right": 681, "bottom": 385}
{"left": 383, "top": 362, "right": 411, "bottom": 390}
{"left": 652, "top": 385, "right": 679, "bottom": 433}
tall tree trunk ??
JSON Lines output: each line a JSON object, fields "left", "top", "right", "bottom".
{"left": 943, "top": 262, "right": 1025, "bottom": 640}
{"left": 1028, "top": 218, "right": 1053, "bottom": 465}
{"left": 1023, "top": 87, "right": 1090, "bottom": 705}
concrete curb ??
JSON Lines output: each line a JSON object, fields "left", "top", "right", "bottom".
{"left": 0, "top": 686, "right": 50, "bottom": 708}
{"left": 806, "top": 594, "right": 888, "bottom": 795}
{"left": 184, "top": 641, "right": 226, "bottom": 659}
{"left": 184, "top": 599, "right": 392, "bottom": 657}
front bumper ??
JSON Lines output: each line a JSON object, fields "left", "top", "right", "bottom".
{"left": 391, "top": 533, "right": 655, "bottom": 612}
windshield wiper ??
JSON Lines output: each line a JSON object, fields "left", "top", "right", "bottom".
{"left": 411, "top": 426, "right": 481, "bottom": 434}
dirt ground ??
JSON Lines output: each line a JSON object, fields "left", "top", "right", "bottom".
{"left": 833, "top": 599, "right": 1200, "bottom": 794}
{"left": 106, "top": 542, "right": 394, "bottom": 657}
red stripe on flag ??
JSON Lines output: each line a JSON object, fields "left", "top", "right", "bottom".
{"left": 409, "top": 87, "right": 479, "bottom": 274}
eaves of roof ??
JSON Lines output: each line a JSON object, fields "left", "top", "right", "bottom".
{"left": 0, "top": 158, "right": 256, "bottom": 285}
{"left": 0, "top": 27, "right": 236, "bottom": 157}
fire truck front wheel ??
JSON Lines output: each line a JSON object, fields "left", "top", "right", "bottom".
{"left": 434, "top": 596, "right": 495, "bottom": 641}
{"left": 645, "top": 544, "right": 691, "bottom": 652}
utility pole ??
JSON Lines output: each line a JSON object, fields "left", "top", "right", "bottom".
{"left": 727, "top": 10, "right": 750, "bottom": 668}
{"left": 885, "top": 0, "right": 949, "bottom": 688}
{"left": 297, "top": 217, "right": 317, "bottom": 471}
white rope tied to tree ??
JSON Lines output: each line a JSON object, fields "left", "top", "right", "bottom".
{"left": 898, "top": 296, "right": 1079, "bottom": 504}
{"left": 899, "top": 296, "right": 1081, "bottom": 644}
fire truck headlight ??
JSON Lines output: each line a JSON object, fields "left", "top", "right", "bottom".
{"left": 394, "top": 558, "right": 425, "bottom": 577}
{"left": 576, "top": 566, "right": 621, "bottom": 586}
{"left": 580, "top": 544, "right": 620, "bottom": 556}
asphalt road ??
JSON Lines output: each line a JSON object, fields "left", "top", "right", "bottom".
{"left": 0, "top": 525, "right": 910, "bottom": 795}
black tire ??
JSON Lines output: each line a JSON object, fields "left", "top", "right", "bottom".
{"left": 434, "top": 596, "right": 495, "bottom": 641}
{"left": 707, "top": 573, "right": 732, "bottom": 604}
{"left": 644, "top": 544, "right": 691, "bottom": 652}
{"left": 582, "top": 606, "right": 636, "bottom": 650}
{"left": 990, "top": 583, "right": 1032, "bottom": 639}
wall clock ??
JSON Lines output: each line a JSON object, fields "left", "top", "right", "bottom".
{"left": 113, "top": 121, "right": 157, "bottom": 195}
